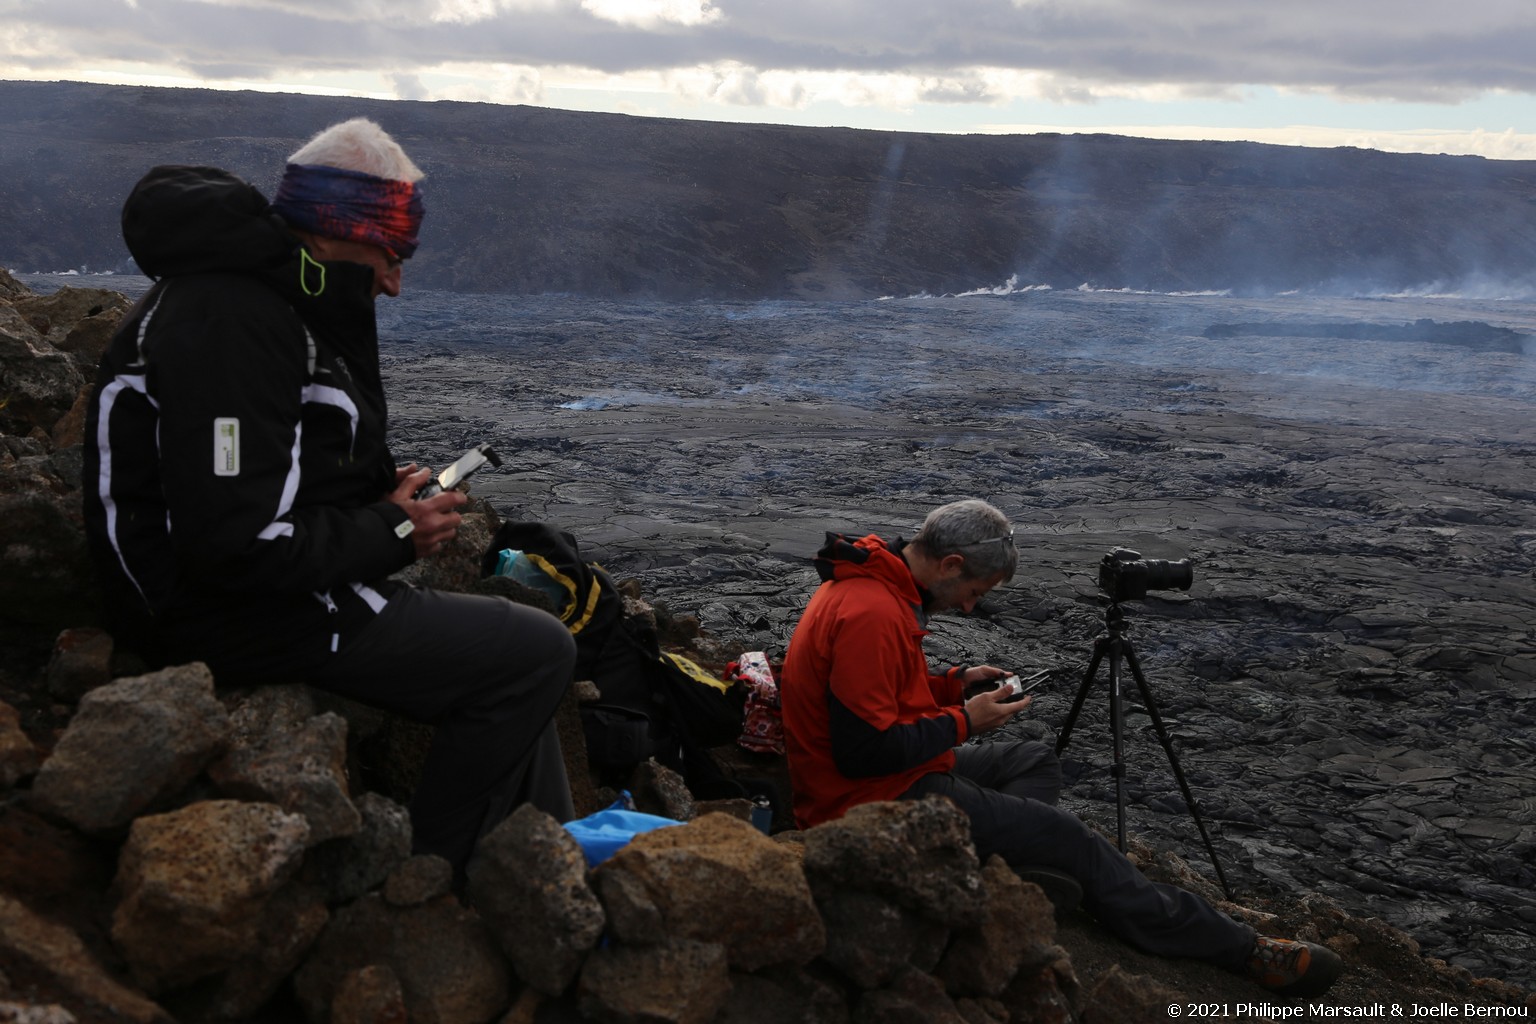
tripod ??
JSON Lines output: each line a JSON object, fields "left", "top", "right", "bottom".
{"left": 1054, "top": 601, "right": 1234, "bottom": 900}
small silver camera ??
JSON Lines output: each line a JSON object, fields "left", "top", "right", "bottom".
{"left": 415, "top": 443, "right": 501, "bottom": 500}
{"left": 998, "top": 671, "right": 1047, "bottom": 701}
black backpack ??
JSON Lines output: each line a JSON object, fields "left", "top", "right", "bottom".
{"left": 480, "top": 522, "right": 748, "bottom": 791}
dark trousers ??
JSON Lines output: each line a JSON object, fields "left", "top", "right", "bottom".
{"left": 901, "top": 739, "right": 1255, "bottom": 969}
{"left": 309, "top": 587, "right": 576, "bottom": 877}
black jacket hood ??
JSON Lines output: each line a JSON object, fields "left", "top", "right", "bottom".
{"left": 122, "top": 165, "right": 297, "bottom": 279}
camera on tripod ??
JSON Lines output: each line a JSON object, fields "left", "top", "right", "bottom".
{"left": 1061, "top": 546, "right": 1232, "bottom": 897}
{"left": 1097, "top": 547, "right": 1194, "bottom": 602}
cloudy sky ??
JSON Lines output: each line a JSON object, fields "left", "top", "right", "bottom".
{"left": 6, "top": 0, "right": 1535, "bottom": 159}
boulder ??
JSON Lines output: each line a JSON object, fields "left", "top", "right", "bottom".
{"left": 48, "top": 384, "right": 91, "bottom": 448}
{"left": 293, "top": 888, "right": 512, "bottom": 1024}
{"left": 207, "top": 685, "right": 361, "bottom": 845}
{"left": 171, "top": 880, "right": 330, "bottom": 1022}
{"left": 307, "top": 791, "right": 413, "bottom": 906}
{"left": 852, "top": 965, "right": 967, "bottom": 1024}
{"left": 999, "top": 952, "right": 1079, "bottom": 1024}
{"left": 9, "top": 287, "right": 130, "bottom": 349}
{"left": 43, "top": 627, "right": 114, "bottom": 704}
{"left": 55, "top": 304, "right": 128, "bottom": 372}
{"left": 382, "top": 854, "right": 454, "bottom": 907}
{"left": 576, "top": 937, "right": 731, "bottom": 1024}
{"left": 29, "top": 663, "right": 230, "bottom": 833}
{"left": 593, "top": 812, "right": 824, "bottom": 971}
{"left": 0, "top": 894, "right": 171, "bottom": 1024}
{"left": 0, "top": 1001, "right": 81, "bottom": 1023}
{"left": 0, "top": 803, "right": 109, "bottom": 922}
{"left": 626, "top": 757, "right": 696, "bottom": 821}
{"left": 0, "top": 308, "right": 83, "bottom": 439}
{"left": 1075, "top": 964, "right": 1184, "bottom": 1024}
{"left": 331, "top": 964, "right": 409, "bottom": 1024}
{"left": 936, "top": 856, "right": 1057, "bottom": 998}
{"left": 713, "top": 966, "right": 847, "bottom": 1024}
{"left": 801, "top": 798, "right": 985, "bottom": 927}
{"left": 110, "top": 799, "right": 313, "bottom": 994}
{"left": 0, "top": 449, "right": 97, "bottom": 631}
{"left": 0, "top": 266, "right": 28, "bottom": 301}
{"left": 464, "top": 804, "right": 605, "bottom": 996}
{"left": 0, "top": 700, "right": 43, "bottom": 789}
{"left": 811, "top": 884, "right": 947, "bottom": 990}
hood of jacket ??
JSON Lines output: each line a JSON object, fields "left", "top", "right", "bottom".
{"left": 121, "top": 164, "right": 382, "bottom": 338}
{"left": 122, "top": 165, "right": 297, "bottom": 280}
{"left": 812, "top": 532, "right": 931, "bottom": 626}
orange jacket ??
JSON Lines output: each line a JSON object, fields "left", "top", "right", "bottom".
{"left": 781, "top": 533, "right": 969, "bottom": 828}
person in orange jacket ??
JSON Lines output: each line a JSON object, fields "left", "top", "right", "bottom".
{"left": 779, "top": 498, "right": 1341, "bottom": 998}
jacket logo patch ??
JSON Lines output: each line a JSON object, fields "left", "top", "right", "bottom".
{"left": 214, "top": 417, "right": 240, "bottom": 476}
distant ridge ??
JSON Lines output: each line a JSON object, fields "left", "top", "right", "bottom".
{"left": 5, "top": 80, "right": 1536, "bottom": 300}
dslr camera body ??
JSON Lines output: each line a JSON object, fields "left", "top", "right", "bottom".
{"left": 1097, "top": 547, "right": 1194, "bottom": 602}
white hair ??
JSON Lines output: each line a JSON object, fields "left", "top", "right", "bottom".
{"left": 288, "top": 117, "right": 424, "bottom": 183}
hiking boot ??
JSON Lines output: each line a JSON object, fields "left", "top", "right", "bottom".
{"left": 1013, "top": 865, "right": 1083, "bottom": 915}
{"left": 1246, "top": 935, "right": 1343, "bottom": 998}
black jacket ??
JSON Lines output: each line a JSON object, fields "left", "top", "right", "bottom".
{"left": 83, "top": 165, "right": 417, "bottom": 680}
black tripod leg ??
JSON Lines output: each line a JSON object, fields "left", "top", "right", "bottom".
{"left": 1122, "top": 643, "right": 1234, "bottom": 901}
{"left": 1108, "top": 640, "right": 1128, "bottom": 851}
{"left": 1055, "top": 637, "right": 1107, "bottom": 757}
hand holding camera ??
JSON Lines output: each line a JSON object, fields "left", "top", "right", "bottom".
{"left": 389, "top": 442, "right": 501, "bottom": 560}
{"left": 997, "top": 669, "right": 1049, "bottom": 702}
{"left": 414, "top": 443, "right": 502, "bottom": 499}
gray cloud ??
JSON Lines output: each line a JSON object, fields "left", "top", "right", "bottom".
{"left": 6, "top": 0, "right": 1536, "bottom": 104}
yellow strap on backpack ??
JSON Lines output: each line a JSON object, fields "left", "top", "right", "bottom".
{"left": 660, "top": 652, "right": 732, "bottom": 694}
{"left": 520, "top": 551, "right": 600, "bottom": 631}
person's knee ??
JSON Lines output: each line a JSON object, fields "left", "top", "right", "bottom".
{"left": 493, "top": 598, "right": 575, "bottom": 659}
{"left": 1001, "top": 739, "right": 1063, "bottom": 803}
{"left": 512, "top": 603, "right": 578, "bottom": 703}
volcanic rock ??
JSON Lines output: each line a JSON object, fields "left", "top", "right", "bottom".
{"left": 576, "top": 937, "right": 731, "bottom": 1024}
{"left": 0, "top": 894, "right": 171, "bottom": 1024}
{"left": 3, "top": 266, "right": 1535, "bottom": 1022}
{"left": 29, "top": 664, "right": 230, "bottom": 833}
{"left": 464, "top": 803, "right": 605, "bottom": 996}
{"left": 293, "top": 889, "right": 512, "bottom": 1024}
{"left": 207, "top": 685, "right": 361, "bottom": 846}
{"left": 936, "top": 856, "right": 1057, "bottom": 998}
{"left": 592, "top": 811, "right": 824, "bottom": 972}
{"left": 801, "top": 798, "right": 985, "bottom": 928}
{"left": 109, "top": 799, "right": 312, "bottom": 993}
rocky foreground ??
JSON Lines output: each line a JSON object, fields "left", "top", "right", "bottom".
{"left": 2, "top": 268, "right": 1533, "bottom": 1023}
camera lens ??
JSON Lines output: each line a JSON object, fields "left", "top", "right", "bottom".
{"left": 1142, "top": 558, "right": 1193, "bottom": 592}
{"left": 1097, "top": 549, "right": 1194, "bottom": 601}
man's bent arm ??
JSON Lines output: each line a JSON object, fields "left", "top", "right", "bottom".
{"left": 154, "top": 304, "right": 413, "bottom": 594}
{"left": 827, "top": 692, "right": 967, "bottom": 777}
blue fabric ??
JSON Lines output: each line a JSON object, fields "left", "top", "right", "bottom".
{"left": 564, "top": 797, "right": 681, "bottom": 867}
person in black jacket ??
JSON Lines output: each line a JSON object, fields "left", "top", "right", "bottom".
{"left": 83, "top": 118, "right": 576, "bottom": 880}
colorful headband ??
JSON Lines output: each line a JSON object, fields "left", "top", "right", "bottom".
{"left": 270, "top": 163, "right": 424, "bottom": 259}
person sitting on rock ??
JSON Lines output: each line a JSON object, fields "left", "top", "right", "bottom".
{"left": 778, "top": 497, "right": 1342, "bottom": 998}
{"left": 82, "top": 117, "right": 575, "bottom": 882}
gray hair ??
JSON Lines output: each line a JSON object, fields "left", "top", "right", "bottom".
{"left": 288, "top": 117, "right": 424, "bottom": 183}
{"left": 911, "top": 499, "right": 1018, "bottom": 581}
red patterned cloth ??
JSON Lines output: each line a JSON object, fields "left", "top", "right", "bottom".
{"left": 732, "top": 651, "right": 785, "bottom": 755}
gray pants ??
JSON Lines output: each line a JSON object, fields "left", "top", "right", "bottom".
{"left": 310, "top": 586, "right": 576, "bottom": 878}
{"left": 901, "top": 739, "right": 1255, "bottom": 969}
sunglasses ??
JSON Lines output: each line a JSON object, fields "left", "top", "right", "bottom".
{"left": 965, "top": 529, "right": 1015, "bottom": 549}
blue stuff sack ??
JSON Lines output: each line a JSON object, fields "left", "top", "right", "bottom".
{"left": 563, "top": 793, "right": 682, "bottom": 867}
